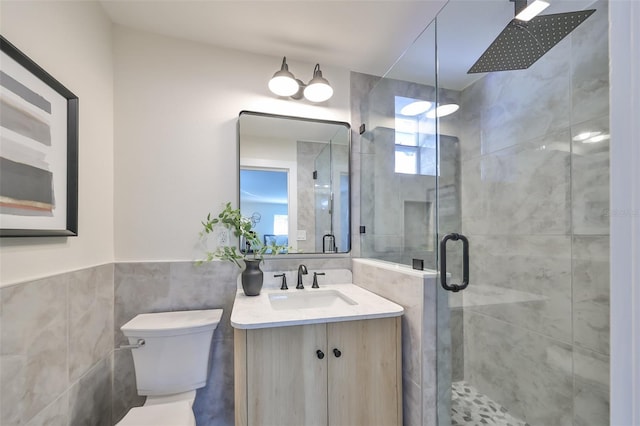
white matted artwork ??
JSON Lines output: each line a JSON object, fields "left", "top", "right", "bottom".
{"left": 0, "top": 36, "right": 78, "bottom": 237}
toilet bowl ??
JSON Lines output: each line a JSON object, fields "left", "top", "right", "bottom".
{"left": 117, "top": 399, "right": 195, "bottom": 426}
{"left": 116, "top": 309, "right": 223, "bottom": 426}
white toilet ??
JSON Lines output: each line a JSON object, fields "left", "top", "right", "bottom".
{"left": 116, "top": 309, "right": 224, "bottom": 426}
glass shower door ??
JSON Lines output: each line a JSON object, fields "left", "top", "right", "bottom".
{"left": 435, "top": 1, "right": 610, "bottom": 425}
{"left": 314, "top": 143, "right": 332, "bottom": 252}
{"left": 356, "top": 0, "right": 610, "bottom": 423}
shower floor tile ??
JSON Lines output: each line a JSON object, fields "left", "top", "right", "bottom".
{"left": 451, "top": 381, "right": 530, "bottom": 426}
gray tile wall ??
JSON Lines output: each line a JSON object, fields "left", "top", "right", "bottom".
{"left": 113, "top": 261, "right": 238, "bottom": 426}
{"left": 0, "top": 264, "right": 114, "bottom": 426}
{"left": 112, "top": 257, "right": 351, "bottom": 426}
{"left": 0, "top": 257, "right": 351, "bottom": 426}
{"left": 352, "top": 259, "right": 445, "bottom": 426}
{"left": 350, "top": 71, "right": 461, "bottom": 268}
{"left": 458, "top": 1, "right": 610, "bottom": 424}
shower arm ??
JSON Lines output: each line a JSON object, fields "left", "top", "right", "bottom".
{"left": 511, "top": 0, "right": 528, "bottom": 16}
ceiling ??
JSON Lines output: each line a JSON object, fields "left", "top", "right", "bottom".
{"left": 100, "top": 0, "right": 448, "bottom": 79}
{"left": 100, "top": 0, "right": 600, "bottom": 92}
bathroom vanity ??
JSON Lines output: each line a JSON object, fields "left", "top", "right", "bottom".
{"left": 231, "top": 283, "right": 403, "bottom": 426}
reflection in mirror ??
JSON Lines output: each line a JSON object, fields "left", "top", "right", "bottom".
{"left": 238, "top": 111, "right": 350, "bottom": 254}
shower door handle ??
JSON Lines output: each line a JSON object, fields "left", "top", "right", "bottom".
{"left": 440, "top": 233, "right": 469, "bottom": 292}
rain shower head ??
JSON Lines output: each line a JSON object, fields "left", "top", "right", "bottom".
{"left": 468, "top": 3, "right": 595, "bottom": 74}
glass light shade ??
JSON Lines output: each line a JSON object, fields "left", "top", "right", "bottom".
{"left": 304, "top": 80, "right": 333, "bottom": 102}
{"left": 269, "top": 71, "right": 299, "bottom": 97}
{"left": 400, "top": 101, "right": 433, "bottom": 116}
{"left": 426, "top": 103, "right": 460, "bottom": 118}
{"left": 304, "top": 64, "right": 333, "bottom": 102}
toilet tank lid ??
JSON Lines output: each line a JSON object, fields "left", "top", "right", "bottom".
{"left": 121, "top": 309, "right": 223, "bottom": 336}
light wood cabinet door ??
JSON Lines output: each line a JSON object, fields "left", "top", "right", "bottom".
{"left": 245, "top": 324, "right": 328, "bottom": 426}
{"left": 327, "top": 317, "right": 402, "bottom": 426}
{"left": 235, "top": 317, "right": 402, "bottom": 426}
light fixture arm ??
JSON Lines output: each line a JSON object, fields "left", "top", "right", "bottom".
{"left": 312, "top": 63, "right": 321, "bottom": 77}
{"left": 280, "top": 56, "right": 289, "bottom": 72}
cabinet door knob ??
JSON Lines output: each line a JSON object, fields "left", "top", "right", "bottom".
{"left": 316, "top": 350, "right": 325, "bottom": 359}
{"left": 333, "top": 348, "right": 342, "bottom": 358}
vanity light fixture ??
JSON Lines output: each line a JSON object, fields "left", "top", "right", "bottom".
{"left": 268, "top": 57, "right": 334, "bottom": 102}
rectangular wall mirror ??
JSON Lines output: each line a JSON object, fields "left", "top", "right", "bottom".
{"left": 238, "top": 111, "right": 351, "bottom": 254}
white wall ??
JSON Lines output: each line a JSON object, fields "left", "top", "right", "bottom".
{"left": 609, "top": 1, "right": 640, "bottom": 424}
{"left": 0, "top": 1, "right": 114, "bottom": 286}
{"left": 113, "top": 26, "right": 350, "bottom": 261}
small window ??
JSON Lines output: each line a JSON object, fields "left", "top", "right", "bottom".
{"left": 395, "top": 145, "right": 419, "bottom": 174}
{"left": 394, "top": 96, "right": 439, "bottom": 176}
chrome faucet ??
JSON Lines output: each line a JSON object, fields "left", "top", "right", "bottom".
{"left": 297, "top": 264, "right": 308, "bottom": 289}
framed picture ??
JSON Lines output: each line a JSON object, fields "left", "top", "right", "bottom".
{"left": 0, "top": 36, "right": 78, "bottom": 237}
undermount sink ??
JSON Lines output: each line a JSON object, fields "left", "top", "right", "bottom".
{"left": 268, "top": 289, "right": 357, "bottom": 311}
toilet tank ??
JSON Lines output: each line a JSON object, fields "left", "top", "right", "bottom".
{"left": 121, "top": 309, "right": 223, "bottom": 396}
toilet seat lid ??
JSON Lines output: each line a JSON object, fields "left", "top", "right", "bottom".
{"left": 117, "top": 400, "right": 195, "bottom": 426}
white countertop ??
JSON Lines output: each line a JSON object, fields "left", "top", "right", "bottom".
{"left": 230, "top": 283, "right": 404, "bottom": 330}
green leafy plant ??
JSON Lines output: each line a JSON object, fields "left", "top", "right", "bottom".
{"left": 199, "top": 202, "right": 289, "bottom": 267}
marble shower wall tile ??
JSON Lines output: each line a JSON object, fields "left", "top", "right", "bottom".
{"left": 464, "top": 311, "right": 573, "bottom": 426}
{"left": 458, "top": 80, "right": 483, "bottom": 162}
{"left": 573, "top": 347, "right": 610, "bottom": 426}
{"left": 352, "top": 259, "right": 442, "bottom": 426}
{"left": 350, "top": 71, "right": 381, "bottom": 157}
{"left": 351, "top": 70, "right": 460, "bottom": 263}
{"left": 571, "top": 0, "right": 609, "bottom": 126}
{"left": 352, "top": 260, "right": 425, "bottom": 382}
{"left": 434, "top": 285, "right": 452, "bottom": 426}
{"left": 572, "top": 116, "right": 610, "bottom": 235}
{"left": 350, "top": 72, "right": 383, "bottom": 260}
{"left": 466, "top": 235, "right": 572, "bottom": 342}
{"left": 403, "top": 377, "right": 422, "bottom": 426}
{"left": 462, "top": 131, "right": 571, "bottom": 236}
{"left": 572, "top": 235, "right": 610, "bottom": 355}
{"left": 450, "top": 308, "right": 464, "bottom": 382}
{"left": 479, "top": 38, "right": 571, "bottom": 155}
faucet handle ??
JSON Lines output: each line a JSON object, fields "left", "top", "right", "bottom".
{"left": 274, "top": 273, "right": 288, "bottom": 290}
{"left": 312, "top": 272, "right": 325, "bottom": 288}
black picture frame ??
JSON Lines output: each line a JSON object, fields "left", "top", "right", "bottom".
{"left": 0, "top": 36, "right": 78, "bottom": 237}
